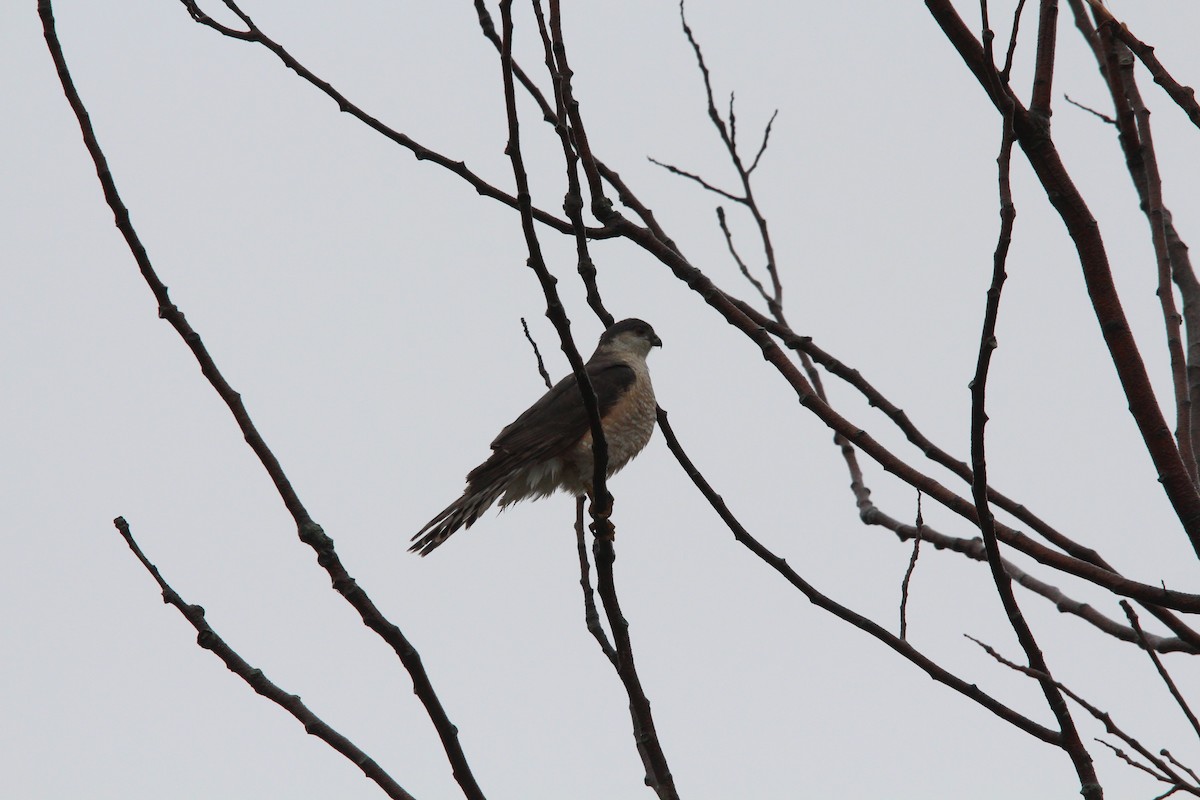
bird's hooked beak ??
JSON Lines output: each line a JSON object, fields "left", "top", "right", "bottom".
{"left": 651, "top": 332, "right": 663, "bottom": 348}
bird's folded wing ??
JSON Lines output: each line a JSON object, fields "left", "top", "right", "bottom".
{"left": 467, "top": 359, "right": 635, "bottom": 484}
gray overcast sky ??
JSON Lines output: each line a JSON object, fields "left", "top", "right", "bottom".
{"left": 7, "top": 1, "right": 1200, "bottom": 797}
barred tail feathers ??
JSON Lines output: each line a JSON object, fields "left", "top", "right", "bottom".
{"left": 409, "top": 481, "right": 506, "bottom": 556}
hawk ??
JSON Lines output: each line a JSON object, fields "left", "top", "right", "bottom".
{"left": 410, "top": 318, "right": 662, "bottom": 556}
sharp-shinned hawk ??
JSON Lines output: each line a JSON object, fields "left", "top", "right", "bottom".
{"left": 410, "top": 318, "right": 662, "bottom": 555}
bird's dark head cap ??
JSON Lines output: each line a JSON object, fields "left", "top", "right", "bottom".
{"left": 601, "top": 318, "right": 662, "bottom": 348}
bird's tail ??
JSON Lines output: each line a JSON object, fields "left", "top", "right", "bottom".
{"left": 409, "top": 483, "right": 506, "bottom": 556}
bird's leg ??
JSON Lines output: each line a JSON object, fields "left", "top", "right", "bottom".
{"left": 586, "top": 491, "right": 616, "bottom": 541}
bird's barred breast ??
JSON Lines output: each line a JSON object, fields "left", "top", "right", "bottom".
{"left": 579, "top": 362, "right": 656, "bottom": 474}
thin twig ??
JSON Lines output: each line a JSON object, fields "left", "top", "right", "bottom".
{"left": 899, "top": 492, "right": 924, "bottom": 641}
{"left": 716, "top": 207, "right": 772, "bottom": 308}
{"left": 970, "top": 636, "right": 1200, "bottom": 796}
{"left": 520, "top": 318, "right": 553, "bottom": 389}
{"left": 1001, "top": 0, "right": 1029, "bottom": 81}
{"left": 1164, "top": 751, "right": 1200, "bottom": 786}
{"left": 648, "top": 157, "right": 742, "bottom": 202}
{"left": 1122, "top": 601, "right": 1200, "bottom": 741}
{"left": 174, "top": 0, "right": 612, "bottom": 241}
{"left": 112, "top": 518, "right": 416, "bottom": 800}
{"left": 1064, "top": 93, "right": 1117, "bottom": 124}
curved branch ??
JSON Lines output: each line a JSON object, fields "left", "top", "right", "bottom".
{"left": 176, "top": 0, "right": 614, "bottom": 240}
{"left": 656, "top": 411, "right": 1061, "bottom": 746}
{"left": 40, "top": 4, "right": 486, "bottom": 796}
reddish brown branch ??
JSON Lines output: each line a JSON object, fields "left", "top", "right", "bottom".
{"left": 1068, "top": 2, "right": 1200, "bottom": 484}
{"left": 1029, "top": 0, "right": 1060, "bottom": 117}
{"left": 1083, "top": 3, "right": 1200, "bottom": 130}
{"left": 924, "top": 0, "right": 1200, "bottom": 558}
{"left": 1089, "top": 24, "right": 1196, "bottom": 483}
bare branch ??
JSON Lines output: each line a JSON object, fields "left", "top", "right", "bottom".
{"left": 41, "top": 5, "right": 487, "bottom": 794}
{"left": 966, "top": 92, "right": 1100, "bottom": 795}
{"left": 1029, "top": 0, "right": 1060, "bottom": 118}
{"left": 898, "top": 493, "right": 924, "bottom": 641}
{"left": 1064, "top": 93, "right": 1117, "bottom": 124}
{"left": 657, "top": 410, "right": 1060, "bottom": 745}
{"left": 1002, "top": 0, "right": 1029, "bottom": 81}
{"left": 1084, "top": 3, "right": 1200, "bottom": 130}
{"left": 576, "top": 499, "right": 617, "bottom": 666}
{"left": 716, "top": 207, "right": 772, "bottom": 308}
{"left": 112, "top": 518, "right": 416, "bottom": 800}
{"left": 970, "top": 636, "right": 1200, "bottom": 795}
{"left": 520, "top": 318, "right": 554, "bottom": 390}
{"left": 174, "top": 0, "right": 612, "bottom": 241}
{"left": 924, "top": 0, "right": 1200, "bottom": 559}
{"left": 647, "top": 157, "right": 743, "bottom": 203}
{"left": 1122, "top": 602, "right": 1200, "bottom": 741}
{"left": 501, "top": 4, "right": 678, "bottom": 796}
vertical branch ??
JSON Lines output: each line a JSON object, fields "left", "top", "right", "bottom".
{"left": 546, "top": 1, "right": 608, "bottom": 219}
{"left": 968, "top": 52, "right": 1101, "bottom": 791}
{"left": 898, "top": 493, "right": 924, "bottom": 641}
{"left": 1086, "top": 16, "right": 1197, "bottom": 483}
{"left": 531, "top": 0, "right": 613, "bottom": 328}
{"left": 1029, "top": 0, "right": 1059, "bottom": 118}
{"left": 495, "top": 0, "right": 611, "bottom": 525}
{"left": 576, "top": 498, "right": 617, "bottom": 665}
{"left": 1125, "top": 56, "right": 1196, "bottom": 484}
{"left": 925, "top": 0, "right": 1200, "bottom": 559}
{"left": 677, "top": 1, "right": 782, "bottom": 318}
{"left": 498, "top": 5, "right": 677, "bottom": 798}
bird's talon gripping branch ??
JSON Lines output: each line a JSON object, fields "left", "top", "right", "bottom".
{"left": 410, "top": 319, "right": 661, "bottom": 555}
